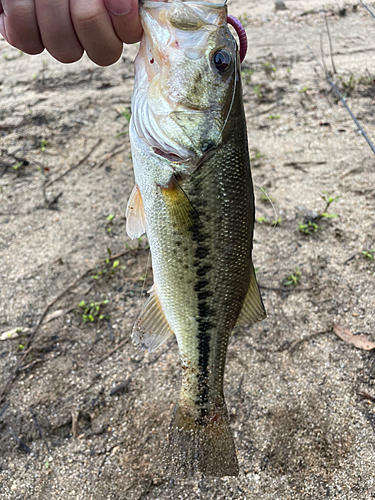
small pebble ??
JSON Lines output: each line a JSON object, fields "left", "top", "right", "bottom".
{"left": 275, "top": 0, "right": 287, "bottom": 10}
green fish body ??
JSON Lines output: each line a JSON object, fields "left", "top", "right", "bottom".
{"left": 127, "top": 0, "right": 266, "bottom": 477}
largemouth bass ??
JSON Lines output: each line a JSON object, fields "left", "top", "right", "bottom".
{"left": 126, "top": 0, "right": 266, "bottom": 477}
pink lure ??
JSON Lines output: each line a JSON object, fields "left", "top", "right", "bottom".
{"left": 227, "top": 15, "right": 248, "bottom": 63}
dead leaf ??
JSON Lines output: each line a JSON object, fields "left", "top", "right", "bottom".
{"left": 333, "top": 323, "right": 375, "bottom": 351}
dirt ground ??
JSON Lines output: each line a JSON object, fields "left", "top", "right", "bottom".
{"left": 1, "top": 1, "right": 375, "bottom": 499}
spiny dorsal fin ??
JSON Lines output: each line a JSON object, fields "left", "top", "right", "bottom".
{"left": 132, "top": 286, "right": 174, "bottom": 352}
{"left": 126, "top": 184, "right": 146, "bottom": 239}
{"left": 236, "top": 265, "right": 266, "bottom": 327}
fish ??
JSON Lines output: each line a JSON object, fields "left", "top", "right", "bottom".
{"left": 126, "top": 0, "right": 266, "bottom": 477}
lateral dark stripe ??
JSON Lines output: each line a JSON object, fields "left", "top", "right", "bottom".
{"left": 189, "top": 185, "right": 216, "bottom": 419}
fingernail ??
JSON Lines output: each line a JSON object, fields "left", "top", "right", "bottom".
{"left": 105, "top": 0, "right": 133, "bottom": 16}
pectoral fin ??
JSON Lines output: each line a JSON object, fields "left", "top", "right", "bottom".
{"left": 159, "top": 176, "right": 197, "bottom": 233}
{"left": 236, "top": 265, "right": 266, "bottom": 327}
{"left": 126, "top": 185, "right": 146, "bottom": 239}
{"left": 132, "top": 286, "right": 174, "bottom": 352}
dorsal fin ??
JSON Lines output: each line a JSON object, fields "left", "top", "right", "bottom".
{"left": 132, "top": 286, "right": 174, "bottom": 352}
{"left": 126, "top": 185, "right": 146, "bottom": 239}
{"left": 236, "top": 265, "right": 266, "bottom": 327}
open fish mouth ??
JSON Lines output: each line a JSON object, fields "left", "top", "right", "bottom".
{"left": 131, "top": 0, "right": 241, "bottom": 161}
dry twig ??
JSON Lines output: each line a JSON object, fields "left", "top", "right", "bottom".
{"left": 357, "top": 390, "right": 375, "bottom": 403}
{"left": 30, "top": 408, "right": 51, "bottom": 453}
{"left": 307, "top": 45, "right": 375, "bottom": 156}
{"left": 323, "top": 10, "right": 337, "bottom": 74}
{"left": 361, "top": 0, "right": 375, "bottom": 20}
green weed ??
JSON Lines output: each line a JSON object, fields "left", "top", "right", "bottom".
{"left": 237, "top": 12, "right": 249, "bottom": 26}
{"left": 338, "top": 73, "right": 356, "bottom": 92}
{"left": 40, "top": 139, "right": 48, "bottom": 152}
{"left": 250, "top": 151, "right": 266, "bottom": 162}
{"left": 253, "top": 85, "right": 263, "bottom": 99}
{"left": 90, "top": 248, "right": 125, "bottom": 279}
{"left": 115, "top": 131, "right": 128, "bottom": 138}
{"left": 320, "top": 192, "right": 341, "bottom": 218}
{"left": 268, "top": 114, "right": 280, "bottom": 120}
{"left": 264, "top": 62, "right": 277, "bottom": 78}
{"left": 283, "top": 267, "right": 301, "bottom": 286}
{"left": 357, "top": 74, "right": 375, "bottom": 86}
{"left": 361, "top": 250, "right": 375, "bottom": 261}
{"left": 106, "top": 214, "right": 114, "bottom": 232}
{"left": 118, "top": 106, "right": 131, "bottom": 123}
{"left": 76, "top": 299, "right": 109, "bottom": 323}
{"left": 115, "top": 106, "right": 131, "bottom": 137}
{"left": 298, "top": 192, "right": 341, "bottom": 235}
{"left": 257, "top": 216, "right": 282, "bottom": 226}
{"left": 12, "top": 162, "right": 23, "bottom": 172}
{"left": 298, "top": 221, "right": 319, "bottom": 234}
{"left": 259, "top": 189, "right": 275, "bottom": 204}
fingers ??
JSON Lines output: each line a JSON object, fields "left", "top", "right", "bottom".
{"left": 71, "top": 0, "right": 123, "bottom": 66}
{"left": 35, "top": 0, "right": 83, "bottom": 63}
{"left": 104, "top": 0, "right": 142, "bottom": 44}
{"left": 0, "top": 0, "right": 143, "bottom": 66}
{"left": 0, "top": 0, "right": 43, "bottom": 55}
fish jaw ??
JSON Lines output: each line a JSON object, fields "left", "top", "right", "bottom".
{"left": 132, "top": 0, "right": 239, "bottom": 161}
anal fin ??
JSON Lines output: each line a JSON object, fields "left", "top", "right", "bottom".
{"left": 132, "top": 286, "right": 174, "bottom": 352}
{"left": 236, "top": 265, "right": 266, "bottom": 327}
{"left": 126, "top": 184, "right": 146, "bottom": 239}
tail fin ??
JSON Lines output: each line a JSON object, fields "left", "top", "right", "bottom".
{"left": 166, "top": 399, "right": 239, "bottom": 477}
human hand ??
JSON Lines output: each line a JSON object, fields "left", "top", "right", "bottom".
{"left": 0, "top": 0, "right": 142, "bottom": 66}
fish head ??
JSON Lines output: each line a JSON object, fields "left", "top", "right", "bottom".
{"left": 132, "top": 0, "right": 239, "bottom": 162}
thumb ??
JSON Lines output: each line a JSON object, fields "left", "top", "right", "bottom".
{"left": 104, "top": 0, "right": 142, "bottom": 44}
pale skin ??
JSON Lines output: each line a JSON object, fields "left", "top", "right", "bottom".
{"left": 0, "top": 0, "right": 144, "bottom": 66}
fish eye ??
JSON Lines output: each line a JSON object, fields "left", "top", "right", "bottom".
{"left": 212, "top": 49, "right": 232, "bottom": 73}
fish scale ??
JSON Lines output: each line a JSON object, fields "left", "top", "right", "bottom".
{"left": 127, "top": 0, "right": 266, "bottom": 477}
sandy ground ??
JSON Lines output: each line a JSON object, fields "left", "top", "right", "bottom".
{"left": 1, "top": 1, "right": 375, "bottom": 499}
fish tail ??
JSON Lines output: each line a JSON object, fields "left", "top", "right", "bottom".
{"left": 166, "top": 398, "right": 239, "bottom": 477}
